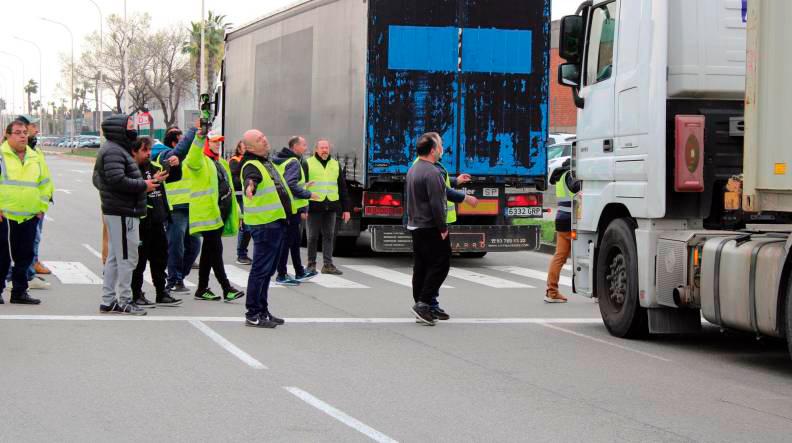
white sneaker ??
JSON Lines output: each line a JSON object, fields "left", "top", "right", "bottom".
{"left": 28, "top": 277, "right": 51, "bottom": 290}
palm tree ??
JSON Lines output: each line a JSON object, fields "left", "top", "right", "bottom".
{"left": 24, "top": 79, "right": 38, "bottom": 114}
{"left": 183, "top": 11, "right": 230, "bottom": 96}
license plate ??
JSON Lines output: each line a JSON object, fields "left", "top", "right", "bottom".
{"left": 505, "top": 206, "right": 542, "bottom": 217}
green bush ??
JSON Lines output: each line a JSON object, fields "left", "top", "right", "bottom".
{"left": 512, "top": 218, "right": 556, "bottom": 244}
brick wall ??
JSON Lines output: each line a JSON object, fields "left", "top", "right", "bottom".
{"left": 549, "top": 20, "right": 577, "bottom": 134}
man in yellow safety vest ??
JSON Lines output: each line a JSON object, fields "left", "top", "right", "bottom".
{"left": 545, "top": 159, "right": 581, "bottom": 303}
{"left": 0, "top": 120, "right": 53, "bottom": 305}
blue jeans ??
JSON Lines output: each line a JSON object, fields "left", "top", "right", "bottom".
{"left": 236, "top": 221, "right": 252, "bottom": 258}
{"left": 245, "top": 221, "right": 286, "bottom": 318}
{"left": 277, "top": 214, "right": 304, "bottom": 277}
{"left": 166, "top": 208, "right": 202, "bottom": 286}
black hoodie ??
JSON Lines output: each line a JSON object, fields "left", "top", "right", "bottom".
{"left": 93, "top": 114, "right": 147, "bottom": 217}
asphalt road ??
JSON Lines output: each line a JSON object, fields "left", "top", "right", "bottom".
{"left": 1, "top": 154, "right": 791, "bottom": 442}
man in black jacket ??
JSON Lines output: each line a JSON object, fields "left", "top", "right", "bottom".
{"left": 93, "top": 115, "right": 161, "bottom": 316}
{"left": 129, "top": 137, "right": 182, "bottom": 307}
{"left": 303, "top": 139, "right": 352, "bottom": 275}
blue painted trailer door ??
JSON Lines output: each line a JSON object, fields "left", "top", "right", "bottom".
{"left": 366, "top": 0, "right": 549, "bottom": 181}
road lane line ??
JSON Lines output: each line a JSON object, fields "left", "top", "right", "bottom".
{"left": 188, "top": 320, "right": 267, "bottom": 369}
{"left": 343, "top": 265, "right": 453, "bottom": 288}
{"left": 0, "top": 315, "right": 604, "bottom": 324}
{"left": 448, "top": 268, "right": 532, "bottom": 288}
{"left": 55, "top": 189, "right": 72, "bottom": 194}
{"left": 305, "top": 273, "right": 369, "bottom": 289}
{"left": 44, "top": 215, "right": 55, "bottom": 222}
{"left": 83, "top": 244, "right": 197, "bottom": 287}
{"left": 43, "top": 261, "right": 103, "bottom": 285}
{"left": 220, "top": 265, "right": 281, "bottom": 289}
{"left": 284, "top": 387, "right": 398, "bottom": 443}
{"left": 488, "top": 266, "right": 572, "bottom": 287}
{"left": 541, "top": 323, "right": 672, "bottom": 362}
{"left": 517, "top": 251, "right": 573, "bottom": 271}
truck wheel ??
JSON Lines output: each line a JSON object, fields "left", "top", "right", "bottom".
{"left": 596, "top": 218, "right": 647, "bottom": 338}
{"left": 460, "top": 252, "right": 487, "bottom": 258}
{"left": 334, "top": 236, "right": 358, "bottom": 256}
{"left": 786, "top": 276, "right": 792, "bottom": 361}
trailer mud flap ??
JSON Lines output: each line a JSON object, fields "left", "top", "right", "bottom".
{"left": 369, "top": 225, "right": 540, "bottom": 253}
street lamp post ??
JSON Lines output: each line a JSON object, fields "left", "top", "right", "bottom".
{"left": 88, "top": 0, "right": 103, "bottom": 132}
{"left": 0, "top": 65, "right": 18, "bottom": 115}
{"left": 40, "top": 17, "right": 75, "bottom": 137}
{"left": 13, "top": 37, "right": 44, "bottom": 133}
{"left": 0, "top": 51, "right": 26, "bottom": 114}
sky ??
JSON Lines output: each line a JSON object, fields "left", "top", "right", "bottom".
{"left": 0, "top": 0, "right": 581, "bottom": 115}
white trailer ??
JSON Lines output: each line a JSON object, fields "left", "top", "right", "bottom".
{"left": 557, "top": 0, "right": 792, "bottom": 358}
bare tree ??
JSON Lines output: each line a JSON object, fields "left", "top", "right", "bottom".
{"left": 141, "top": 28, "right": 193, "bottom": 127}
{"left": 72, "top": 13, "right": 152, "bottom": 113}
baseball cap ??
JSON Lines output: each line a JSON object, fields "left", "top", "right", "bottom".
{"left": 17, "top": 114, "right": 40, "bottom": 125}
{"left": 207, "top": 130, "right": 224, "bottom": 142}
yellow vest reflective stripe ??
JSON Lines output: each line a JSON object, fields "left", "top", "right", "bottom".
{"left": 276, "top": 157, "right": 308, "bottom": 213}
{"left": 183, "top": 139, "right": 234, "bottom": 234}
{"left": 0, "top": 142, "right": 51, "bottom": 222}
{"left": 158, "top": 152, "right": 191, "bottom": 207}
{"left": 306, "top": 156, "right": 339, "bottom": 202}
{"left": 241, "top": 160, "right": 291, "bottom": 226}
{"left": 411, "top": 158, "right": 457, "bottom": 224}
{"left": 556, "top": 171, "right": 573, "bottom": 213}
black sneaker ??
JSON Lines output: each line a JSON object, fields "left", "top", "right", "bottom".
{"left": 224, "top": 287, "right": 245, "bottom": 302}
{"left": 265, "top": 311, "right": 285, "bottom": 325}
{"left": 245, "top": 314, "right": 277, "bottom": 328}
{"left": 116, "top": 303, "right": 147, "bottom": 316}
{"left": 432, "top": 307, "right": 450, "bottom": 321}
{"left": 235, "top": 256, "right": 252, "bottom": 265}
{"left": 411, "top": 302, "right": 436, "bottom": 326}
{"left": 133, "top": 293, "right": 156, "bottom": 308}
{"left": 194, "top": 288, "right": 221, "bottom": 301}
{"left": 295, "top": 269, "right": 319, "bottom": 282}
{"left": 156, "top": 293, "right": 183, "bottom": 306}
{"left": 10, "top": 294, "right": 41, "bottom": 305}
{"left": 168, "top": 282, "right": 190, "bottom": 294}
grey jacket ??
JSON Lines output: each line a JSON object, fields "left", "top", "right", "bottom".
{"left": 405, "top": 159, "right": 448, "bottom": 231}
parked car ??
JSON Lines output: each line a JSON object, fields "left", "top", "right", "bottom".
{"left": 547, "top": 132, "right": 575, "bottom": 147}
{"left": 547, "top": 141, "right": 573, "bottom": 180}
{"left": 77, "top": 137, "right": 101, "bottom": 148}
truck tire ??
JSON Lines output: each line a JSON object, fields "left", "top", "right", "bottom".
{"left": 786, "top": 276, "right": 792, "bottom": 361}
{"left": 596, "top": 218, "right": 647, "bottom": 338}
{"left": 459, "top": 252, "right": 488, "bottom": 258}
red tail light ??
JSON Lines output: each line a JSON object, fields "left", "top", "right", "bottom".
{"left": 506, "top": 194, "right": 541, "bottom": 207}
{"left": 364, "top": 192, "right": 402, "bottom": 207}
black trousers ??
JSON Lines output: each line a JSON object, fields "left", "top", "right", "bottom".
{"left": 131, "top": 220, "right": 168, "bottom": 298}
{"left": 411, "top": 227, "right": 451, "bottom": 305}
{"left": 0, "top": 217, "right": 38, "bottom": 298}
{"left": 198, "top": 227, "right": 231, "bottom": 292}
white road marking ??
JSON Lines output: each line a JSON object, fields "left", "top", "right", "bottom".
{"left": 564, "top": 264, "right": 572, "bottom": 271}
{"left": 307, "top": 273, "right": 369, "bottom": 289}
{"left": 488, "top": 266, "right": 571, "bottom": 287}
{"left": 0, "top": 315, "right": 604, "bottom": 324}
{"left": 55, "top": 189, "right": 72, "bottom": 194}
{"left": 82, "top": 244, "right": 196, "bottom": 287}
{"left": 344, "top": 265, "right": 453, "bottom": 288}
{"left": 70, "top": 169, "right": 91, "bottom": 174}
{"left": 518, "top": 250, "right": 573, "bottom": 271}
{"left": 219, "top": 265, "right": 280, "bottom": 289}
{"left": 44, "top": 215, "right": 55, "bottom": 222}
{"left": 83, "top": 244, "right": 102, "bottom": 259}
{"left": 542, "top": 323, "right": 672, "bottom": 362}
{"left": 43, "top": 261, "right": 103, "bottom": 285}
{"left": 189, "top": 320, "right": 267, "bottom": 369}
{"left": 284, "top": 387, "right": 398, "bottom": 443}
{"left": 447, "top": 268, "right": 532, "bottom": 288}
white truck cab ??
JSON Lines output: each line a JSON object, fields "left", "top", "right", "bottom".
{"left": 558, "top": 0, "right": 792, "bottom": 355}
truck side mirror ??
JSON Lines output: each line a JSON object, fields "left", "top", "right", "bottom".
{"left": 558, "top": 63, "right": 581, "bottom": 87}
{"left": 559, "top": 15, "right": 584, "bottom": 63}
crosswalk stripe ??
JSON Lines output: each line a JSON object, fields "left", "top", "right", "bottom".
{"left": 448, "top": 268, "right": 532, "bottom": 288}
{"left": 44, "top": 261, "right": 103, "bottom": 285}
{"left": 223, "top": 265, "right": 255, "bottom": 289}
{"left": 343, "top": 265, "right": 453, "bottom": 289}
{"left": 306, "top": 273, "right": 369, "bottom": 289}
{"left": 488, "top": 266, "right": 572, "bottom": 287}
{"left": 83, "top": 244, "right": 197, "bottom": 288}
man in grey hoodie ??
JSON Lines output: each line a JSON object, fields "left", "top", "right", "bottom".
{"left": 405, "top": 132, "right": 451, "bottom": 326}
